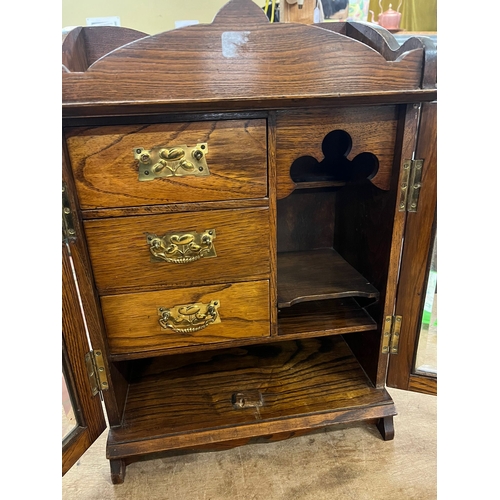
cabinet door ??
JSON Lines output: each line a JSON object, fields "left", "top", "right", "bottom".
{"left": 387, "top": 101, "right": 437, "bottom": 395}
{"left": 62, "top": 243, "right": 107, "bottom": 475}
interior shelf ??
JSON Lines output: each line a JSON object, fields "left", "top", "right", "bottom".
{"left": 278, "top": 298, "right": 377, "bottom": 337}
{"left": 277, "top": 248, "right": 379, "bottom": 308}
{"left": 108, "top": 336, "right": 394, "bottom": 458}
{"left": 293, "top": 181, "right": 346, "bottom": 190}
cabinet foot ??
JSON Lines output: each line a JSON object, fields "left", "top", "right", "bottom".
{"left": 376, "top": 416, "right": 395, "bottom": 441}
{"left": 110, "top": 459, "right": 126, "bottom": 484}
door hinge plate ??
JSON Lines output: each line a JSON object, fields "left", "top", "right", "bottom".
{"left": 85, "top": 350, "right": 109, "bottom": 396}
{"left": 382, "top": 315, "right": 402, "bottom": 355}
{"left": 62, "top": 183, "right": 76, "bottom": 243}
{"left": 399, "top": 159, "right": 423, "bottom": 213}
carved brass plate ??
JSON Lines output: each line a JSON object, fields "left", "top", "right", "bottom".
{"left": 134, "top": 143, "right": 209, "bottom": 181}
{"left": 146, "top": 229, "right": 217, "bottom": 264}
{"left": 158, "top": 300, "right": 221, "bottom": 333}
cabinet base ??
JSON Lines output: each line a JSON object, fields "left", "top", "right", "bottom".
{"left": 107, "top": 412, "right": 397, "bottom": 483}
{"left": 110, "top": 458, "right": 126, "bottom": 485}
{"left": 376, "top": 415, "right": 395, "bottom": 441}
{"left": 106, "top": 337, "right": 397, "bottom": 483}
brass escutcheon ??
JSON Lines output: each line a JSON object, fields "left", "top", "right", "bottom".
{"left": 146, "top": 229, "right": 216, "bottom": 263}
{"left": 134, "top": 143, "right": 209, "bottom": 181}
{"left": 158, "top": 300, "right": 221, "bottom": 333}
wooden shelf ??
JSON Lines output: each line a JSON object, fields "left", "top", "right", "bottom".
{"left": 107, "top": 336, "right": 395, "bottom": 459}
{"left": 277, "top": 248, "right": 379, "bottom": 308}
{"left": 293, "top": 181, "right": 346, "bottom": 190}
{"left": 278, "top": 298, "right": 377, "bottom": 337}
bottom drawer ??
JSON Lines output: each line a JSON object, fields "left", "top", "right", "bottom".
{"left": 101, "top": 281, "right": 270, "bottom": 355}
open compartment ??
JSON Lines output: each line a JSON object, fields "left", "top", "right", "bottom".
{"left": 107, "top": 335, "right": 395, "bottom": 460}
{"left": 277, "top": 183, "right": 382, "bottom": 336}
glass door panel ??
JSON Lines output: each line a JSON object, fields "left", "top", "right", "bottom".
{"left": 62, "top": 367, "right": 78, "bottom": 441}
{"left": 414, "top": 233, "right": 437, "bottom": 376}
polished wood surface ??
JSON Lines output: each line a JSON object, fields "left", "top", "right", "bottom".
{"left": 65, "top": 119, "right": 267, "bottom": 209}
{"left": 63, "top": 145, "right": 129, "bottom": 425}
{"left": 62, "top": 245, "right": 106, "bottom": 475}
{"left": 62, "top": 1, "right": 437, "bottom": 480}
{"left": 84, "top": 207, "right": 270, "bottom": 294}
{"left": 276, "top": 106, "right": 399, "bottom": 198}
{"left": 387, "top": 101, "right": 437, "bottom": 394}
{"left": 62, "top": 1, "right": 425, "bottom": 117}
{"left": 267, "top": 111, "right": 279, "bottom": 336}
{"left": 277, "top": 249, "right": 379, "bottom": 308}
{"left": 108, "top": 336, "right": 395, "bottom": 456}
{"left": 278, "top": 298, "right": 377, "bottom": 337}
{"left": 408, "top": 374, "right": 437, "bottom": 395}
{"left": 318, "top": 22, "right": 436, "bottom": 82}
{"left": 101, "top": 280, "right": 270, "bottom": 355}
{"left": 334, "top": 103, "right": 421, "bottom": 387}
{"left": 62, "top": 26, "right": 147, "bottom": 72}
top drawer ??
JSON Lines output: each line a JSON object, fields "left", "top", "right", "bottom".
{"left": 64, "top": 119, "right": 268, "bottom": 210}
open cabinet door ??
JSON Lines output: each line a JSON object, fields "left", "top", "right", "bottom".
{"left": 62, "top": 241, "right": 107, "bottom": 475}
{"left": 387, "top": 101, "right": 437, "bottom": 395}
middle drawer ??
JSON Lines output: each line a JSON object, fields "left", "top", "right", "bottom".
{"left": 84, "top": 207, "right": 270, "bottom": 295}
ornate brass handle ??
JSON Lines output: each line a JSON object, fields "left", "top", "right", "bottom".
{"left": 146, "top": 229, "right": 216, "bottom": 264}
{"left": 134, "top": 143, "right": 209, "bottom": 181}
{"left": 158, "top": 300, "right": 221, "bottom": 333}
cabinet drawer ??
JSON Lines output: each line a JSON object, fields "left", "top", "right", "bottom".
{"left": 65, "top": 119, "right": 268, "bottom": 209}
{"left": 101, "top": 281, "right": 270, "bottom": 354}
{"left": 84, "top": 208, "right": 271, "bottom": 294}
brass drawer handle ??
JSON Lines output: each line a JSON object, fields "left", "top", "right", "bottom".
{"left": 134, "top": 143, "right": 209, "bottom": 181}
{"left": 158, "top": 300, "right": 221, "bottom": 333}
{"left": 146, "top": 229, "right": 217, "bottom": 264}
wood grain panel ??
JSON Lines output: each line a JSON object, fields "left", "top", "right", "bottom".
{"left": 276, "top": 106, "right": 399, "bottom": 198}
{"left": 65, "top": 119, "right": 267, "bottom": 209}
{"left": 109, "top": 336, "right": 394, "bottom": 446}
{"left": 84, "top": 207, "right": 270, "bottom": 294}
{"left": 409, "top": 374, "right": 437, "bottom": 395}
{"left": 278, "top": 249, "right": 379, "bottom": 308}
{"left": 63, "top": 143, "right": 128, "bottom": 425}
{"left": 101, "top": 281, "right": 270, "bottom": 355}
{"left": 335, "top": 104, "right": 420, "bottom": 387}
{"left": 278, "top": 298, "right": 377, "bottom": 337}
{"left": 62, "top": 26, "right": 147, "bottom": 72}
{"left": 387, "top": 102, "right": 437, "bottom": 391}
{"left": 62, "top": 246, "right": 106, "bottom": 474}
{"left": 62, "top": 1, "right": 424, "bottom": 112}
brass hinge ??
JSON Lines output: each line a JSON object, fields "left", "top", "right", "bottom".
{"left": 398, "top": 159, "right": 423, "bottom": 213}
{"left": 381, "top": 315, "right": 402, "bottom": 355}
{"left": 84, "top": 350, "right": 109, "bottom": 396}
{"left": 62, "top": 183, "right": 76, "bottom": 243}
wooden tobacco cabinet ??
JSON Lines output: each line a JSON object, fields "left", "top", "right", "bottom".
{"left": 62, "top": 0, "right": 437, "bottom": 483}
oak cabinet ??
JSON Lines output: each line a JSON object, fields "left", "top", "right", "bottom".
{"left": 62, "top": 0, "right": 436, "bottom": 483}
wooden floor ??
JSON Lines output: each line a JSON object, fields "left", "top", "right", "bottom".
{"left": 62, "top": 387, "right": 436, "bottom": 499}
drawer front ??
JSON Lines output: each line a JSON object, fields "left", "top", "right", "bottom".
{"left": 101, "top": 281, "right": 270, "bottom": 354}
{"left": 84, "top": 208, "right": 270, "bottom": 294}
{"left": 65, "top": 119, "right": 268, "bottom": 209}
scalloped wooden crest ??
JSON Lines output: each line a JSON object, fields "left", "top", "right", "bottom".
{"left": 62, "top": 0, "right": 428, "bottom": 110}
{"left": 212, "top": 0, "right": 270, "bottom": 24}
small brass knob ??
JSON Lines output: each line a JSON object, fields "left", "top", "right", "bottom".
{"left": 139, "top": 152, "right": 151, "bottom": 164}
{"left": 192, "top": 149, "right": 203, "bottom": 161}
